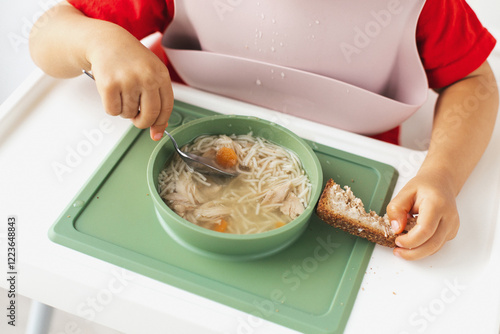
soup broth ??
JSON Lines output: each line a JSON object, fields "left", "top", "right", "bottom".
{"left": 158, "top": 133, "right": 312, "bottom": 234}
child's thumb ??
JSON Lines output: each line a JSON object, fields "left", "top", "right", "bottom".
{"left": 150, "top": 123, "right": 168, "bottom": 141}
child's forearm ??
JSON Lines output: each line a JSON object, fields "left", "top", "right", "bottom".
{"left": 387, "top": 61, "right": 498, "bottom": 260}
{"left": 420, "top": 61, "right": 498, "bottom": 194}
{"left": 29, "top": 1, "right": 135, "bottom": 78}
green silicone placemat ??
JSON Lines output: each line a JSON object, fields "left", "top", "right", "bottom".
{"left": 49, "top": 101, "right": 398, "bottom": 334}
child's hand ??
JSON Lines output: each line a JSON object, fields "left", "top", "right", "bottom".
{"left": 87, "top": 33, "right": 174, "bottom": 141}
{"left": 29, "top": 2, "right": 174, "bottom": 141}
{"left": 384, "top": 62, "right": 497, "bottom": 261}
{"left": 386, "top": 170, "right": 460, "bottom": 260}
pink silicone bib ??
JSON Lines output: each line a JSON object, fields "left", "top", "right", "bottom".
{"left": 163, "top": 0, "right": 428, "bottom": 135}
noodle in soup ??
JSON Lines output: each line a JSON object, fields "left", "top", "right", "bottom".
{"left": 158, "top": 133, "right": 312, "bottom": 234}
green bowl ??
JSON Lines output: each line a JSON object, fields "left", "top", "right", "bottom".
{"left": 147, "top": 115, "right": 323, "bottom": 260}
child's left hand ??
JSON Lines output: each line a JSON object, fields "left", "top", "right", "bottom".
{"left": 384, "top": 61, "right": 498, "bottom": 260}
{"left": 386, "top": 169, "right": 460, "bottom": 260}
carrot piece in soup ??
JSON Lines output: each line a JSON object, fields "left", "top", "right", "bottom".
{"left": 275, "top": 222, "right": 286, "bottom": 229}
{"left": 214, "top": 219, "right": 228, "bottom": 232}
{"left": 216, "top": 147, "right": 238, "bottom": 168}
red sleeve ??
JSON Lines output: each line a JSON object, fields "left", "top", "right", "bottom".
{"left": 67, "top": 0, "right": 174, "bottom": 41}
{"left": 416, "top": 0, "right": 496, "bottom": 89}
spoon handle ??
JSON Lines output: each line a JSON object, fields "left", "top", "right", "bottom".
{"left": 163, "top": 130, "right": 192, "bottom": 160}
{"left": 82, "top": 70, "right": 95, "bottom": 80}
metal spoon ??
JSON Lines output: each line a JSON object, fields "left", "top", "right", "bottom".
{"left": 82, "top": 70, "right": 237, "bottom": 177}
{"left": 163, "top": 130, "right": 238, "bottom": 177}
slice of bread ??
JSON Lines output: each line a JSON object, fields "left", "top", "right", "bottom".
{"left": 316, "top": 179, "right": 416, "bottom": 247}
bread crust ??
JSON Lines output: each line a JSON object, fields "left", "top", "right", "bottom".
{"left": 316, "top": 179, "right": 414, "bottom": 248}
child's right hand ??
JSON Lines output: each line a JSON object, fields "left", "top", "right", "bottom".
{"left": 29, "top": 1, "right": 174, "bottom": 141}
{"left": 87, "top": 30, "right": 174, "bottom": 141}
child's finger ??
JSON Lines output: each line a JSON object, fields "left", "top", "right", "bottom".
{"left": 155, "top": 85, "right": 174, "bottom": 136}
{"left": 393, "top": 219, "right": 449, "bottom": 260}
{"left": 386, "top": 187, "right": 416, "bottom": 234}
{"left": 159, "top": 83, "right": 174, "bottom": 119}
{"left": 98, "top": 81, "right": 122, "bottom": 117}
{"left": 132, "top": 88, "right": 161, "bottom": 129}
{"left": 120, "top": 85, "right": 141, "bottom": 119}
{"left": 149, "top": 84, "right": 174, "bottom": 141}
{"left": 395, "top": 200, "right": 440, "bottom": 249}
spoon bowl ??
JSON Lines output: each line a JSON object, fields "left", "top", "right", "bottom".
{"left": 163, "top": 130, "right": 238, "bottom": 177}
